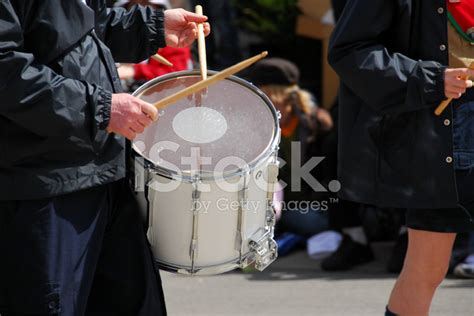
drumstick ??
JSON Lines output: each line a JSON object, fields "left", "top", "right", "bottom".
{"left": 151, "top": 53, "right": 174, "bottom": 67}
{"left": 153, "top": 51, "right": 268, "bottom": 110}
{"left": 195, "top": 5, "right": 207, "bottom": 80}
{"left": 435, "top": 61, "right": 474, "bottom": 116}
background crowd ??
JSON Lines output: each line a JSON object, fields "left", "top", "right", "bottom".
{"left": 107, "top": 0, "right": 474, "bottom": 280}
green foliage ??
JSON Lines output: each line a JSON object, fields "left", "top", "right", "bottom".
{"left": 234, "top": 0, "right": 301, "bottom": 42}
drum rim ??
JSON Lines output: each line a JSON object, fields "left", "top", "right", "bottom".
{"left": 132, "top": 70, "right": 281, "bottom": 182}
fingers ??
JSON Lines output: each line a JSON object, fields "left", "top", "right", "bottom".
{"left": 123, "top": 114, "right": 152, "bottom": 139}
{"left": 445, "top": 68, "right": 474, "bottom": 79}
{"left": 444, "top": 68, "right": 474, "bottom": 99}
{"left": 140, "top": 101, "right": 158, "bottom": 121}
{"left": 201, "top": 22, "right": 211, "bottom": 36}
{"left": 123, "top": 129, "right": 137, "bottom": 141}
{"left": 189, "top": 22, "right": 210, "bottom": 37}
{"left": 446, "top": 77, "right": 472, "bottom": 90}
{"left": 445, "top": 79, "right": 472, "bottom": 97}
{"left": 183, "top": 11, "right": 208, "bottom": 23}
{"left": 130, "top": 121, "right": 145, "bottom": 134}
{"left": 138, "top": 113, "right": 153, "bottom": 128}
{"left": 445, "top": 89, "right": 463, "bottom": 99}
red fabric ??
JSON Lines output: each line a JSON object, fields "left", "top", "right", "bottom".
{"left": 133, "top": 46, "right": 191, "bottom": 81}
{"left": 447, "top": 0, "right": 474, "bottom": 32}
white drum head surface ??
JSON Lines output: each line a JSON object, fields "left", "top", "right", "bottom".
{"left": 133, "top": 73, "right": 277, "bottom": 175}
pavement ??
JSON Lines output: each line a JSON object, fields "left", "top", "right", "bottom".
{"left": 160, "top": 243, "right": 474, "bottom": 316}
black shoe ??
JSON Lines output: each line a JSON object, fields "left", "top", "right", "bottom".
{"left": 321, "top": 235, "right": 374, "bottom": 271}
{"left": 386, "top": 233, "right": 408, "bottom": 273}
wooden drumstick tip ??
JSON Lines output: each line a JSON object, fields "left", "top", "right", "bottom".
{"left": 152, "top": 54, "right": 174, "bottom": 67}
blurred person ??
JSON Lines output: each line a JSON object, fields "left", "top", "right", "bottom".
{"left": 453, "top": 232, "right": 474, "bottom": 278}
{"left": 245, "top": 58, "right": 334, "bottom": 254}
{"left": 116, "top": 0, "right": 192, "bottom": 90}
{"left": 322, "top": 200, "right": 408, "bottom": 273}
{"left": 329, "top": 1, "right": 474, "bottom": 315}
{"left": 319, "top": 0, "right": 408, "bottom": 274}
{"left": 0, "top": 1, "right": 209, "bottom": 314}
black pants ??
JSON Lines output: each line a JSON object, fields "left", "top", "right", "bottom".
{"left": 406, "top": 170, "right": 474, "bottom": 233}
{"left": 0, "top": 180, "right": 166, "bottom": 316}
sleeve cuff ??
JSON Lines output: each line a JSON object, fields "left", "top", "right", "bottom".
{"left": 417, "top": 61, "right": 447, "bottom": 105}
{"left": 434, "top": 65, "right": 447, "bottom": 102}
{"left": 96, "top": 88, "right": 112, "bottom": 130}
{"left": 148, "top": 9, "right": 166, "bottom": 53}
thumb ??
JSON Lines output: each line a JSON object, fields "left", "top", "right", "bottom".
{"left": 183, "top": 11, "right": 208, "bottom": 23}
{"left": 141, "top": 101, "right": 159, "bottom": 122}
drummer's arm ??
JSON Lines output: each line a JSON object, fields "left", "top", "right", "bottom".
{"left": 90, "top": 1, "right": 209, "bottom": 64}
{"left": 0, "top": 0, "right": 112, "bottom": 137}
{"left": 89, "top": 0, "right": 165, "bottom": 63}
{"left": 328, "top": 0, "right": 446, "bottom": 115}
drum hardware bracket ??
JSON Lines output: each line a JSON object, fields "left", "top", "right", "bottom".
{"left": 266, "top": 204, "right": 276, "bottom": 229}
{"left": 247, "top": 228, "right": 278, "bottom": 271}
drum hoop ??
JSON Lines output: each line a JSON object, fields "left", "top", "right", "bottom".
{"left": 132, "top": 70, "right": 281, "bottom": 183}
{"left": 154, "top": 251, "right": 255, "bottom": 275}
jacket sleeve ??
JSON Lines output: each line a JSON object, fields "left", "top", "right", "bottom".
{"left": 0, "top": 1, "right": 112, "bottom": 137}
{"left": 89, "top": 1, "right": 166, "bottom": 63}
{"left": 328, "top": 0, "right": 446, "bottom": 115}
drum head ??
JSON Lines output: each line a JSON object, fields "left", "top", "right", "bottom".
{"left": 133, "top": 71, "right": 278, "bottom": 177}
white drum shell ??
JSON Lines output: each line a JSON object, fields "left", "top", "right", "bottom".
{"left": 144, "top": 156, "right": 273, "bottom": 274}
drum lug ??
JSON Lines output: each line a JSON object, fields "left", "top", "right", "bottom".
{"left": 266, "top": 159, "right": 280, "bottom": 210}
{"left": 266, "top": 162, "right": 279, "bottom": 185}
{"left": 247, "top": 228, "right": 278, "bottom": 271}
{"left": 266, "top": 204, "right": 276, "bottom": 228}
{"left": 190, "top": 178, "right": 201, "bottom": 273}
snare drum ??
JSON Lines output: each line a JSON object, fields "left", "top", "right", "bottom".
{"left": 132, "top": 71, "right": 280, "bottom": 275}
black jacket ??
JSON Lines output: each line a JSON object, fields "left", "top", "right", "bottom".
{"left": 0, "top": 0, "right": 165, "bottom": 200}
{"left": 329, "top": 0, "right": 460, "bottom": 209}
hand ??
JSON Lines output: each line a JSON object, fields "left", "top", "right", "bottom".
{"left": 444, "top": 68, "right": 474, "bottom": 99}
{"left": 107, "top": 94, "right": 158, "bottom": 140}
{"left": 164, "top": 8, "right": 211, "bottom": 48}
{"left": 117, "top": 65, "right": 135, "bottom": 80}
{"left": 315, "top": 108, "right": 334, "bottom": 132}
